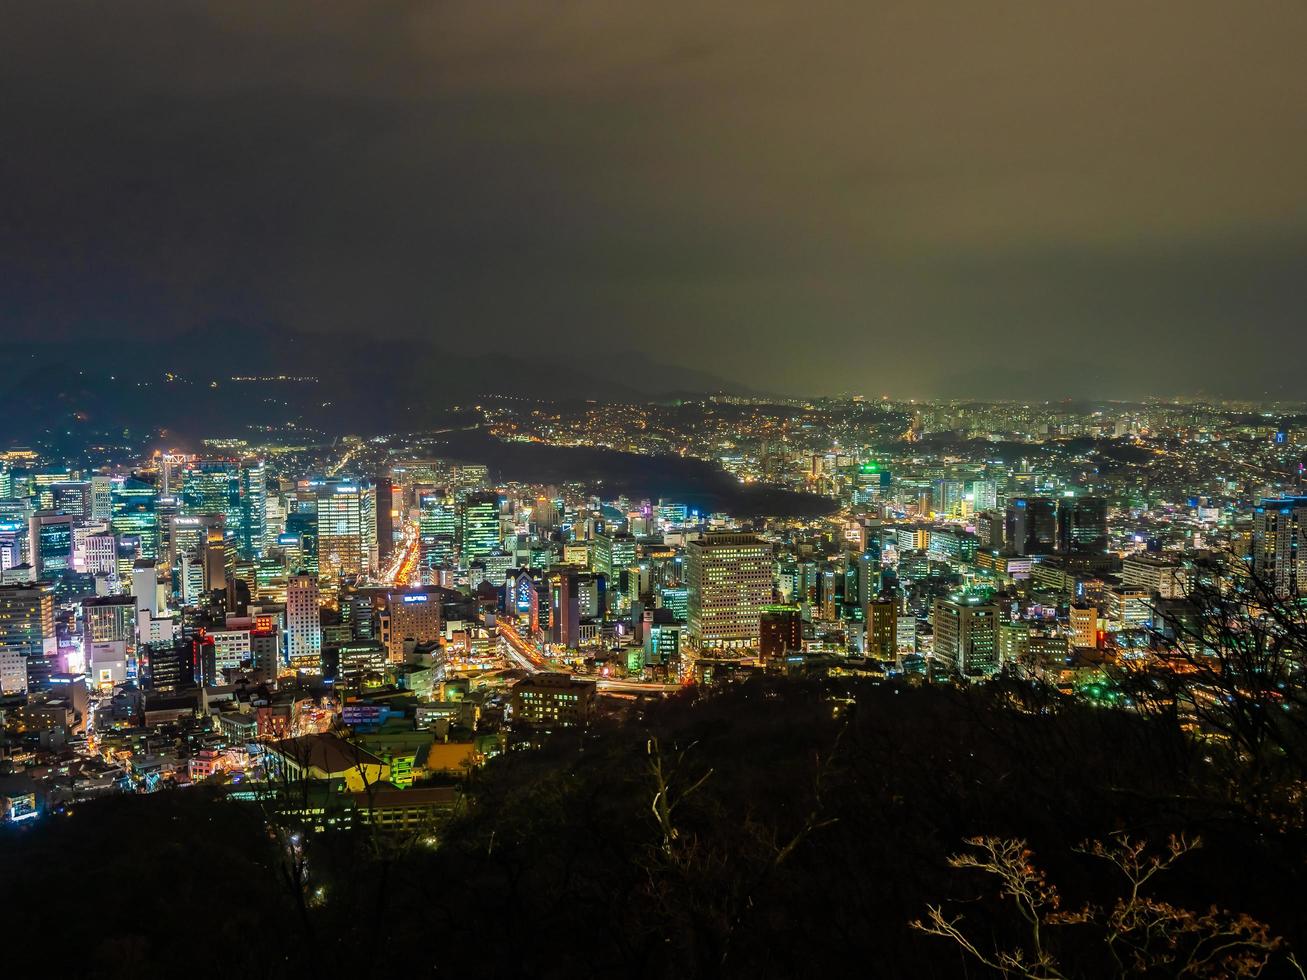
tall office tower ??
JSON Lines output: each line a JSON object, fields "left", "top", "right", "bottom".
{"left": 284, "top": 510, "right": 318, "bottom": 576}
{"left": 384, "top": 589, "right": 442, "bottom": 663}
{"left": 142, "top": 642, "right": 189, "bottom": 693}
{"left": 685, "top": 531, "right": 773, "bottom": 650}
{"left": 250, "top": 626, "right": 280, "bottom": 679}
{"left": 976, "top": 512, "right": 1005, "bottom": 550}
{"left": 865, "top": 596, "right": 899, "bottom": 660}
{"left": 818, "top": 567, "right": 841, "bottom": 621}
{"left": 933, "top": 479, "right": 967, "bottom": 516}
{"left": 460, "top": 493, "right": 500, "bottom": 567}
{"left": 1005, "top": 497, "right": 1060, "bottom": 556}
{"left": 28, "top": 512, "right": 77, "bottom": 578}
{"left": 264, "top": 494, "right": 284, "bottom": 550}
{"left": 286, "top": 573, "right": 322, "bottom": 670}
{"left": 454, "top": 463, "right": 490, "bottom": 491}
{"left": 1059, "top": 496, "right": 1109, "bottom": 553}
{"left": 532, "top": 496, "right": 561, "bottom": 532}
{"left": 591, "top": 531, "right": 637, "bottom": 598}
{"left": 0, "top": 522, "right": 25, "bottom": 572}
{"left": 110, "top": 478, "right": 159, "bottom": 559}
{"left": 32, "top": 470, "right": 73, "bottom": 509}
{"left": 375, "top": 476, "right": 395, "bottom": 564}
{"left": 50, "top": 481, "right": 93, "bottom": 517}
{"left": 82, "top": 594, "right": 136, "bottom": 689}
{"left": 418, "top": 494, "right": 458, "bottom": 570}
{"left": 0, "top": 581, "right": 57, "bottom": 691}
{"left": 1069, "top": 603, "right": 1099, "bottom": 649}
{"left": 239, "top": 460, "right": 267, "bottom": 559}
{"left": 0, "top": 466, "right": 11, "bottom": 500}
{"left": 313, "top": 478, "right": 377, "bottom": 582}
{"left": 855, "top": 548, "right": 882, "bottom": 608}
{"left": 970, "top": 479, "right": 999, "bottom": 512}
{"left": 572, "top": 571, "right": 605, "bottom": 620}
{"left": 200, "top": 527, "right": 228, "bottom": 596}
{"left": 931, "top": 597, "right": 1000, "bottom": 678}
{"left": 90, "top": 475, "right": 113, "bottom": 520}
{"left": 998, "top": 620, "right": 1030, "bottom": 667}
{"left": 180, "top": 459, "right": 242, "bottom": 541}
{"left": 659, "top": 585, "right": 689, "bottom": 622}
{"left": 342, "top": 591, "right": 379, "bottom": 640}
{"left": 759, "top": 604, "right": 803, "bottom": 660}
{"left": 73, "top": 525, "right": 114, "bottom": 575}
{"left": 549, "top": 567, "right": 582, "bottom": 649}
{"left": 167, "top": 513, "right": 225, "bottom": 572}
{"left": 131, "top": 560, "right": 172, "bottom": 648}
{"left": 1253, "top": 498, "right": 1307, "bottom": 596}
{"left": 160, "top": 453, "right": 189, "bottom": 496}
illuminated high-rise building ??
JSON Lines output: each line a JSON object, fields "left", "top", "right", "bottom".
{"left": 110, "top": 478, "right": 159, "bottom": 560}
{"left": 969, "top": 479, "right": 998, "bottom": 512}
{"left": 1069, "top": 603, "right": 1100, "bottom": 649}
{"left": 592, "top": 531, "right": 637, "bottom": 609}
{"left": 685, "top": 532, "right": 773, "bottom": 650}
{"left": 865, "top": 596, "right": 898, "bottom": 660}
{"left": 50, "top": 481, "right": 92, "bottom": 517}
{"left": 460, "top": 493, "right": 500, "bottom": 567}
{"left": 0, "top": 521, "right": 26, "bottom": 572}
{"left": 82, "top": 594, "right": 136, "bottom": 689}
{"left": 933, "top": 479, "right": 967, "bottom": 516}
{"left": 32, "top": 470, "right": 72, "bottom": 510}
{"left": 284, "top": 510, "right": 318, "bottom": 577}
{"left": 592, "top": 530, "right": 636, "bottom": 578}
{"left": 73, "top": 525, "right": 115, "bottom": 576}
{"left": 311, "top": 478, "right": 377, "bottom": 582}
{"left": 759, "top": 604, "right": 802, "bottom": 660}
{"left": 383, "top": 589, "right": 442, "bottom": 663}
{"left": 1252, "top": 498, "right": 1307, "bottom": 596}
{"left": 0, "top": 581, "right": 56, "bottom": 691}
{"left": 931, "top": 597, "right": 999, "bottom": 678}
{"left": 418, "top": 494, "right": 458, "bottom": 571}
{"left": 239, "top": 460, "right": 268, "bottom": 558}
{"left": 286, "top": 573, "right": 322, "bottom": 671}
{"left": 90, "top": 475, "right": 113, "bottom": 520}
{"left": 167, "top": 513, "right": 224, "bottom": 572}
{"left": 28, "top": 512, "right": 76, "bottom": 578}
{"left": 549, "top": 566, "right": 581, "bottom": 649}
{"left": 180, "top": 459, "right": 241, "bottom": 537}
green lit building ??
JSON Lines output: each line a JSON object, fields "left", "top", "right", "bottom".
{"left": 459, "top": 493, "right": 500, "bottom": 568}
{"left": 111, "top": 478, "right": 159, "bottom": 560}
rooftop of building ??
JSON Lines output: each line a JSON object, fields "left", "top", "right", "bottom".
{"left": 267, "top": 732, "right": 386, "bottom": 773}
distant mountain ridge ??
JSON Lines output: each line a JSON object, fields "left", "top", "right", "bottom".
{"left": 0, "top": 323, "right": 767, "bottom": 444}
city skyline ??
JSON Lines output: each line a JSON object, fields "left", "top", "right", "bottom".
{"left": 3, "top": 2, "right": 1306, "bottom": 398}
{"left": 6, "top": 5, "right": 1307, "bottom": 975}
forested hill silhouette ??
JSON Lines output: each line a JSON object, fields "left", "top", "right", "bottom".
{"left": 4, "top": 677, "right": 1304, "bottom": 978}
{"left": 430, "top": 428, "right": 837, "bottom": 520}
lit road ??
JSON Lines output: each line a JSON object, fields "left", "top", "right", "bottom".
{"left": 497, "top": 620, "right": 561, "bottom": 673}
{"left": 326, "top": 442, "right": 359, "bottom": 477}
{"left": 498, "top": 620, "right": 682, "bottom": 696}
{"left": 595, "top": 678, "right": 682, "bottom": 695}
{"left": 381, "top": 523, "right": 420, "bottom": 586}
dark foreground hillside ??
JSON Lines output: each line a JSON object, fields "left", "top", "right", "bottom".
{"left": 5, "top": 678, "right": 1306, "bottom": 979}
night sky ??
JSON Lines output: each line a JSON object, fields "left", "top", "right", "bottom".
{"left": 3, "top": 2, "right": 1305, "bottom": 399}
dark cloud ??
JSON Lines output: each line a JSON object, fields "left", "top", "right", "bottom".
{"left": 2, "top": 1, "right": 1305, "bottom": 397}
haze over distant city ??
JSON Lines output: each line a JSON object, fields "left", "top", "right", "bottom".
{"left": 3, "top": 1, "right": 1306, "bottom": 399}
